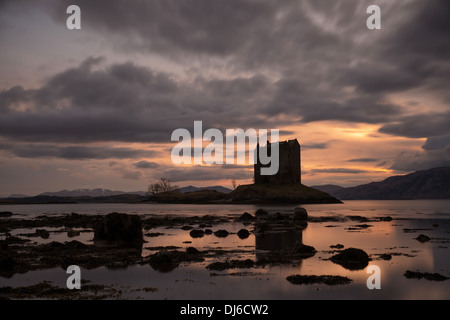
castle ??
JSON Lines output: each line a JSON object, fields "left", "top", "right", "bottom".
{"left": 254, "top": 139, "right": 301, "bottom": 184}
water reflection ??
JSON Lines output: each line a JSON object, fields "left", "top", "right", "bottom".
{"left": 254, "top": 221, "right": 315, "bottom": 265}
{"left": 255, "top": 225, "right": 303, "bottom": 251}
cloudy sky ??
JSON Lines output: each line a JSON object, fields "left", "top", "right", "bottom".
{"left": 0, "top": 0, "right": 449, "bottom": 196}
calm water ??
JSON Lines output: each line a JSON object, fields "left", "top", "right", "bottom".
{"left": 1, "top": 200, "right": 450, "bottom": 299}
{"left": 2, "top": 199, "right": 450, "bottom": 219}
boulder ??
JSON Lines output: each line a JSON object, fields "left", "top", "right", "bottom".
{"left": 186, "top": 247, "right": 200, "bottom": 254}
{"left": 237, "top": 229, "right": 250, "bottom": 239}
{"left": 214, "top": 229, "right": 229, "bottom": 238}
{"left": 189, "top": 229, "right": 205, "bottom": 238}
{"left": 94, "top": 212, "right": 143, "bottom": 245}
{"left": 148, "top": 250, "right": 179, "bottom": 273}
{"left": 293, "top": 207, "right": 308, "bottom": 221}
{"left": 0, "top": 211, "right": 13, "bottom": 218}
{"left": 254, "top": 208, "right": 269, "bottom": 217}
{"left": 293, "top": 243, "right": 317, "bottom": 258}
{"left": 67, "top": 229, "right": 80, "bottom": 238}
{"left": 238, "top": 212, "right": 255, "bottom": 221}
{"left": 415, "top": 234, "right": 431, "bottom": 243}
{"left": 330, "top": 248, "right": 370, "bottom": 270}
{"left": 36, "top": 229, "right": 50, "bottom": 239}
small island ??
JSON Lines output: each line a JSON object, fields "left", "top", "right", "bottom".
{"left": 150, "top": 139, "right": 341, "bottom": 204}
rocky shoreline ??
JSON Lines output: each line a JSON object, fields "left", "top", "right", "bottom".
{"left": 1, "top": 208, "right": 449, "bottom": 299}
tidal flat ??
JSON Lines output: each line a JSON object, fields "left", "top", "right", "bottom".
{"left": 1, "top": 200, "right": 450, "bottom": 299}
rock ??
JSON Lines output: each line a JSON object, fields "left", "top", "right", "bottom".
{"left": 379, "top": 253, "right": 392, "bottom": 261}
{"left": 214, "top": 229, "right": 229, "bottom": 238}
{"left": 294, "top": 243, "right": 317, "bottom": 257}
{"left": 144, "top": 232, "right": 164, "bottom": 237}
{"left": 330, "top": 244, "right": 344, "bottom": 249}
{"left": 237, "top": 229, "right": 250, "bottom": 239}
{"left": 186, "top": 247, "right": 200, "bottom": 254}
{"left": 189, "top": 229, "right": 205, "bottom": 238}
{"left": 415, "top": 234, "right": 431, "bottom": 243}
{"left": 0, "top": 211, "right": 13, "bottom": 218}
{"left": 286, "top": 274, "right": 352, "bottom": 286}
{"left": 238, "top": 212, "right": 255, "bottom": 221}
{"left": 36, "top": 229, "right": 50, "bottom": 239}
{"left": 254, "top": 208, "right": 269, "bottom": 217}
{"left": 379, "top": 216, "right": 393, "bottom": 222}
{"left": 67, "top": 229, "right": 80, "bottom": 238}
{"left": 293, "top": 207, "right": 308, "bottom": 221}
{"left": 94, "top": 212, "right": 143, "bottom": 245}
{"left": 403, "top": 270, "right": 449, "bottom": 281}
{"left": 148, "top": 250, "right": 179, "bottom": 273}
{"left": 181, "top": 225, "right": 193, "bottom": 230}
{"left": 148, "top": 249, "right": 205, "bottom": 273}
{"left": 330, "top": 248, "right": 370, "bottom": 270}
{"left": 347, "top": 215, "right": 369, "bottom": 222}
{"left": 204, "top": 229, "right": 213, "bottom": 235}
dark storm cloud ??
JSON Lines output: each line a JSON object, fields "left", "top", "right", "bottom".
{"left": 310, "top": 168, "right": 371, "bottom": 174}
{"left": 346, "top": 158, "right": 379, "bottom": 163}
{"left": 0, "top": 144, "right": 157, "bottom": 160}
{"left": 390, "top": 133, "right": 450, "bottom": 172}
{"left": 50, "top": 0, "right": 277, "bottom": 57}
{"left": 422, "top": 134, "right": 450, "bottom": 151}
{"left": 390, "top": 147, "right": 450, "bottom": 173}
{"left": 264, "top": 76, "right": 402, "bottom": 123}
{"left": 301, "top": 143, "right": 329, "bottom": 150}
{"left": 134, "top": 160, "right": 159, "bottom": 169}
{"left": 0, "top": 0, "right": 448, "bottom": 175}
{"left": 161, "top": 165, "right": 252, "bottom": 182}
{"left": 379, "top": 112, "right": 450, "bottom": 139}
{"left": 0, "top": 58, "right": 278, "bottom": 144}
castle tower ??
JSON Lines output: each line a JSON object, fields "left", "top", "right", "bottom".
{"left": 254, "top": 139, "right": 301, "bottom": 184}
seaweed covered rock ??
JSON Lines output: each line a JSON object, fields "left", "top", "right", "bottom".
{"left": 415, "top": 234, "right": 431, "bottom": 243}
{"left": 94, "top": 212, "right": 143, "bottom": 246}
{"left": 293, "top": 207, "right": 308, "bottom": 221}
{"left": 237, "top": 229, "right": 251, "bottom": 239}
{"left": 0, "top": 211, "right": 13, "bottom": 218}
{"left": 293, "top": 243, "right": 317, "bottom": 258}
{"left": 149, "top": 249, "right": 205, "bottom": 273}
{"left": 214, "top": 229, "right": 229, "bottom": 238}
{"left": 189, "top": 229, "right": 205, "bottom": 238}
{"left": 286, "top": 274, "right": 352, "bottom": 286}
{"left": 238, "top": 212, "right": 255, "bottom": 221}
{"left": 330, "top": 248, "right": 369, "bottom": 270}
{"left": 254, "top": 209, "right": 269, "bottom": 217}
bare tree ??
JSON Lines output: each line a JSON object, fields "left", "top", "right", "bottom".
{"left": 148, "top": 178, "right": 178, "bottom": 195}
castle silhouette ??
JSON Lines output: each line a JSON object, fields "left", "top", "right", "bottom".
{"left": 254, "top": 139, "right": 301, "bottom": 184}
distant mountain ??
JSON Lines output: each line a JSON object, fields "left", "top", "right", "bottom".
{"left": 314, "top": 167, "right": 450, "bottom": 200}
{"left": 175, "top": 185, "right": 233, "bottom": 194}
{"left": 8, "top": 193, "right": 30, "bottom": 198}
{"left": 38, "top": 188, "right": 146, "bottom": 197}
{"left": 0, "top": 193, "right": 148, "bottom": 204}
{"left": 310, "top": 184, "right": 345, "bottom": 196}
